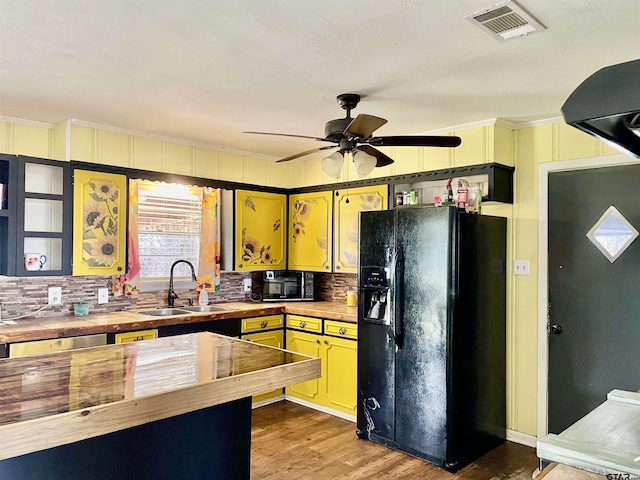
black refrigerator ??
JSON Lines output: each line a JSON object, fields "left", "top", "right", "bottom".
{"left": 356, "top": 206, "right": 507, "bottom": 472}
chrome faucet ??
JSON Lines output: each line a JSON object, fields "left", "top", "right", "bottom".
{"left": 168, "top": 259, "right": 197, "bottom": 308}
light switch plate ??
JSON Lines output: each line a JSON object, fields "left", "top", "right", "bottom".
{"left": 243, "top": 278, "right": 252, "bottom": 292}
{"left": 514, "top": 259, "right": 530, "bottom": 276}
{"left": 98, "top": 288, "right": 109, "bottom": 304}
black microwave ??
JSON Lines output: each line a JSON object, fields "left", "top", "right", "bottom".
{"left": 262, "top": 271, "right": 314, "bottom": 302}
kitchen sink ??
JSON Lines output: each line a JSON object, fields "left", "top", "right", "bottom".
{"left": 137, "top": 308, "right": 191, "bottom": 317}
{"left": 177, "top": 305, "right": 229, "bottom": 313}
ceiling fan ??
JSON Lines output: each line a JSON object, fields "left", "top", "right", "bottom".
{"left": 245, "top": 93, "right": 462, "bottom": 177}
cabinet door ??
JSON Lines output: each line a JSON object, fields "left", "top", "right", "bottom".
{"left": 235, "top": 190, "right": 286, "bottom": 271}
{"left": 334, "top": 185, "right": 388, "bottom": 273}
{"left": 322, "top": 335, "right": 357, "bottom": 415}
{"left": 16, "top": 157, "right": 73, "bottom": 276}
{"left": 242, "top": 330, "right": 284, "bottom": 402}
{"left": 285, "top": 329, "right": 322, "bottom": 402}
{"left": 288, "top": 191, "right": 333, "bottom": 272}
{"left": 72, "top": 170, "right": 127, "bottom": 276}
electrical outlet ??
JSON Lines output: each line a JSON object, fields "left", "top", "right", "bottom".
{"left": 243, "top": 278, "right": 252, "bottom": 292}
{"left": 98, "top": 288, "right": 109, "bottom": 304}
{"left": 48, "top": 287, "right": 62, "bottom": 305}
{"left": 514, "top": 260, "right": 530, "bottom": 276}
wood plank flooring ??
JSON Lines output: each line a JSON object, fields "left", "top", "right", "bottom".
{"left": 251, "top": 401, "right": 538, "bottom": 480}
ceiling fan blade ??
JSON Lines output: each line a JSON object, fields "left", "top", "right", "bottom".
{"left": 344, "top": 114, "right": 388, "bottom": 140}
{"left": 244, "top": 131, "right": 328, "bottom": 142}
{"left": 275, "top": 145, "right": 337, "bottom": 163}
{"left": 358, "top": 145, "right": 394, "bottom": 168}
{"left": 368, "top": 135, "right": 462, "bottom": 148}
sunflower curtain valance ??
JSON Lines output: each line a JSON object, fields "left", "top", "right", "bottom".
{"left": 114, "top": 180, "right": 221, "bottom": 296}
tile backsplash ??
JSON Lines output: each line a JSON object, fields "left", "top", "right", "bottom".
{"left": 0, "top": 271, "right": 357, "bottom": 321}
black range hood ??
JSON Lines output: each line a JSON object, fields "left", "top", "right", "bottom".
{"left": 562, "top": 58, "right": 640, "bottom": 159}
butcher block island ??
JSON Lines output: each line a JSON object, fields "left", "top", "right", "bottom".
{"left": 0, "top": 332, "right": 320, "bottom": 480}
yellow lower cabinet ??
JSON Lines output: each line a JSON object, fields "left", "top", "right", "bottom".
{"left": 322, "top": 335, "right": 357, "bottom": 416}
{"left": 286, "top": 325, "right": 357, "bottom": 417}
{"left": 285, "top": 330, "right": 323, "bottom": 403}
{"left": 242, "top": 329, "right": 284, "bottom": 402}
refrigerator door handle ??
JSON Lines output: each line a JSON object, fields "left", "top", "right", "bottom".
{"left": 394, "top": 246, "right": 405, "bottom": 349}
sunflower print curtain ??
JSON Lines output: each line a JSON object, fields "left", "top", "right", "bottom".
{"left": 114, "top": 179, "right": 142, "bottom": 296}
{"left": 197, "top": 187, "right": 221, "bottom": 292}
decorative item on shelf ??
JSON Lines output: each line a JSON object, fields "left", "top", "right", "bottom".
{"left": 457, "top": 178, "right": 469, "bottom": 211}
{"left": 466, "top": 187, "right": 483, "bottom": 214}
{"left": 433, "top": 195, "right": 443, "bottom": 207}
{"left": 409, "top": 188, "right": 418, "bottom": 205}
{"left": 395, "top": 192, "right": 404, "bottom": 206}
{"left": 444, "top": 178, "right": 454, "bottom": 203}
{"left": 24, "top": 253, "right": 47, "bottom": 271}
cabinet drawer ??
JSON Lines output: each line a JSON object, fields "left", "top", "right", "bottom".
{"left": 241, "top": 314, "right": 284, "bottom": 333}
{"left": 114, "top": 329, "right": 158, "bottom": 344}
{"left": 286, "top": 314, "right": 322, "bottom": 334}
{"left": 324, "top": 320, "right": 357, "bottom": 340}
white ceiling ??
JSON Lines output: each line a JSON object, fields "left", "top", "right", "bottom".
{"left": 1, "top": 0, "right": 639, "bottom": 161}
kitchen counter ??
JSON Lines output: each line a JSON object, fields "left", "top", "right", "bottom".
{"left": 0, "top": 301, "right": 358, "bottom": 344}
{"left": 0, "top": 332, "right": 320, "bottom": 479}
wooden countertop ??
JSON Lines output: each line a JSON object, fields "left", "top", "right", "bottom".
{"left": 0, "top": 332, "right": 320, "bottom": 461}
{"left": 0, "top": 301, "right": 358, "bottom": 344}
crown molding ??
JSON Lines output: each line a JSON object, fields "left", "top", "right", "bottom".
{"left": 68, "top": 119, "right": 277, "bottom": 160}
{"left": 0, "top": 115, "right": 56, "bottom": 129}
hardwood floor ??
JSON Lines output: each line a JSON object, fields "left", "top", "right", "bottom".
{"left": 251, "top": 401, "right": 538, "bottom": 480}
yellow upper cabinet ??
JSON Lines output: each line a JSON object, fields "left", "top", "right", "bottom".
{"left": 288, "top": 191, "right": 333, "bottom": 272}
{"left": 333, "top": 185, "right": 388, "bottom": 273}
{"left": 235, "top": 189, "right": 286, "bottom": 271}
{"left": 72, "top": 169, "right": 127, "bottom": 276}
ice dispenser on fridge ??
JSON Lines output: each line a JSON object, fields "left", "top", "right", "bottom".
{"left": 360, "top": 266, "right": 391, "bottom": 325}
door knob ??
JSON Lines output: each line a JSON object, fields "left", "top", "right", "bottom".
{"left": 549, "top": 323, "right": 563, "bottom": 335}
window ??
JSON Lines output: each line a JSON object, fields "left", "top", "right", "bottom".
{"left": 137, "top": 181, "right": 202, "bottom": 285}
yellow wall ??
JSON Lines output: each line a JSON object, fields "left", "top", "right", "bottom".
{"left": 0, "top": 117, "right": 621, "bottom": 438}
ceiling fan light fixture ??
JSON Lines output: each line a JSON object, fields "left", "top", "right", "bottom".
{"left": 353, "top": 149, "right": 377, "bottom": 177}
{"left": 321, "top": 151, "right": 344, "bottom": 178}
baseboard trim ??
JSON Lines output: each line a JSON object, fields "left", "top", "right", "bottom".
{"left": 251, "top": 394, "right": 285, "bottom": 409}
{"left": 284, "top": 395, "right": 357, "bottom": 423}
{"left": 506, "top": 429, "right": 537, "bottom": 448}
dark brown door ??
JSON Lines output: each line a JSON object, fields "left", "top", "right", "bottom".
{"left": 548, "top": 164, "right": 640, "bottom": 433}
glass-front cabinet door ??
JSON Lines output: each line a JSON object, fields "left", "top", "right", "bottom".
{"left": 16, "top": 157, "right": 72, "bottom": 276}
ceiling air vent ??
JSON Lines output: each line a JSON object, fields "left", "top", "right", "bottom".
{"left": 465, "top": 1, "right": 545, "bottom": 41}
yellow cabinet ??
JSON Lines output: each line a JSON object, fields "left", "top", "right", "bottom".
{"left": 114, "top": 329, "right": 158, "bottom": 344}
{"left": 333, "top": 185, "right": 388, "bottom": 273}
{"left": 285, "top": 329, "right": 322, "bottom": 403}
{"left": 241, "top": 314, "right": 284, "bottom": 334}
{"left": 285, "top": 317, "right": 358, "bottom": 417}
{"left": 322, "top": 334, "right": 357, "bottom": 415}
{"left": 235, "top": 189, "right": 286, "bottom": 271}
{"left": 72, "top": 169, "right": 127, "bottom": 276}
{"left": 242, "top": 316, "right": 285, "bottom": 402}
{"left": 288, "top": 191, "right": 333, "bottom": 272}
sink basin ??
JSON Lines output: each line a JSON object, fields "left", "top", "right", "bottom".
{"left": 138, "top": 308, "right": 191, "bottom": 317}
{"left": 177, "top": 305, "right": 229, "bottom": 313}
